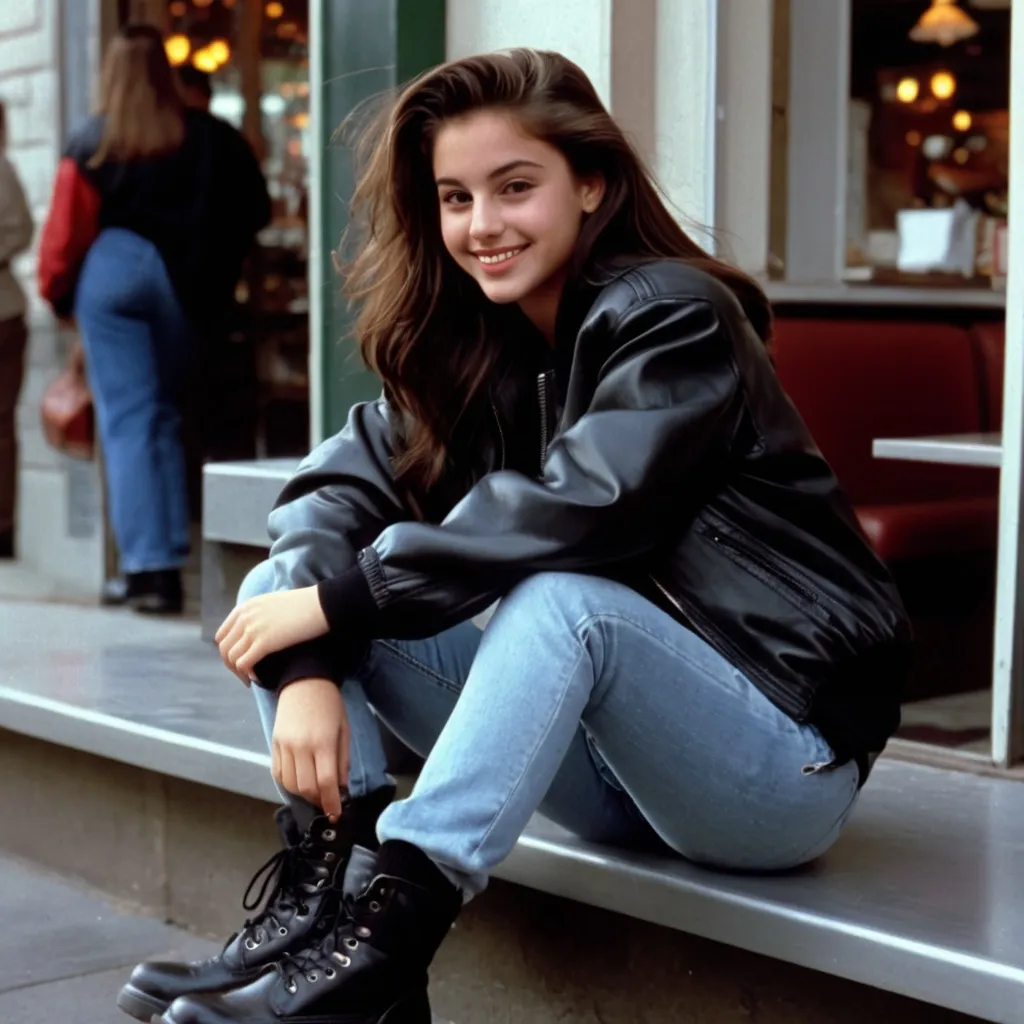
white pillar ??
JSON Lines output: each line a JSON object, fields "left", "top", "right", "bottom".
{"left": 446, "top": 0, "right": 613, "bottom": 101}
{"left": 991, "top": 0, "right": 1024, "bottom": 766}
{"left": 713, "top": 0, "right": 773, "bottom": 275}
{"left": 784, "top": 0, "right": 850, "bottom": 283}
{"left": 446, "top": 0, "right": 717, "bottom": 231}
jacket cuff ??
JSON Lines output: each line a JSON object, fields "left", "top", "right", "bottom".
{"left": 316, "top": 563, "right": 381, "bottom": 637}
{"left": 252, "top": 637, "right": 344, "bottom": 694}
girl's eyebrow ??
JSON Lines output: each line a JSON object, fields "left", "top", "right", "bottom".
{"left": 436, "top": 159, "right": 545, "bottom": 188}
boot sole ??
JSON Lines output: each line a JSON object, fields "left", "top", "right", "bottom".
{"left": 154, "top": 989, "right": 431, "bottom": 1024}
{"left": 379, "top": 989, "right": 432, "bottom": 1024}
{"left": 117, "top": 983, "right": 170, "bottom": 1021}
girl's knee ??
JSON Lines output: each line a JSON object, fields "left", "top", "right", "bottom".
{"left": 502, "top": 571, "right": 592, "bottom": 614}
{"left": 498, "top": 571, "right": 625, "bottom": 635}
{"left": 237, "top": 559, "right": 277, "bottom": 603}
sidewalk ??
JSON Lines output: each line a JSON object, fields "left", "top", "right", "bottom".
{"left": 0, "top": 851, "right": 217, "bottom": 1023}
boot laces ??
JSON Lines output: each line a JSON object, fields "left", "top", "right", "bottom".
{"left": 276, "top": 886, "right": 386, "bottom": 993}
{"left": 235, "top": 834, "right": 334, "bottom": 949}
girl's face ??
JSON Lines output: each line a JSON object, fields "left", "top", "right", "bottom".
{"left": 433, "top": 109, "right": 604, "bottom": 338}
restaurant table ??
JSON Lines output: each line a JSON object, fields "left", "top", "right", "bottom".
{"left": 872, "top": 432, "right": 1002, "bottom": 468}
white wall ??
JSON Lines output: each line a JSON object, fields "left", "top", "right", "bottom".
{"left": 447, "top": 0, "right": 613, "bottom": 103}
{"left": 446, "top": 0, "right": 716, "bottom": 230}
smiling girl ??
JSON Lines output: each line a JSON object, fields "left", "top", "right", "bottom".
{"left": 133, "top": 49, "right": 910, "bottom": 1024}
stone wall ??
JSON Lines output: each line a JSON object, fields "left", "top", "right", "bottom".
{"left": 0, "top": 0, "right": 106, "bottom": 596}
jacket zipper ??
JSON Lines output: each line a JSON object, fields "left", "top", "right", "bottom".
{"left": 537, "top": 371, "right": 551, "bottom": 471}
{"left": 490, "top": 400, "right": 507, "bottom": 470}
{"left": 702, "top": 518, "right": 833, "bottom": 623}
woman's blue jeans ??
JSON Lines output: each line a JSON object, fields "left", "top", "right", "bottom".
{"left": 247, "top": 567, "right": 861, "bottom": 898}
{"left": 76, "top": 229, "right": 196, "bottom": 574}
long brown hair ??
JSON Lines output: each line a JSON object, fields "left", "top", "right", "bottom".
{"left": 90, "top": 24, "right": 185, "bottom": 167}
{"left": 344, "top": 48, "right": 771, "bottom": 503}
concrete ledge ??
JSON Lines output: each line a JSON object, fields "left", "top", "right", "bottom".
{"left": 202, "top": 459, "right": 298, "bottom": 548}
{"left": 0, "top": 683, "right": 278, "bottom": 803}
{"left": 0, "top": 729, "right": 973, "bottom": 1024}
{"left": 1, "top": 674, "right": 1022, "bottom": 1023}
{"left": 201, "top": 459, "right": 299, "bottom": 638}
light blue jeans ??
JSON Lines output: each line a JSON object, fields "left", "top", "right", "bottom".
{"left": 76, "top": 229, "right": 196, "bottom": 574}
{"left": 247, "top": 568, "right": 861, "bottom": 898}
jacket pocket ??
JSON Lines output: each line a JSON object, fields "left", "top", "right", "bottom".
{"left": 696, "top": 512, "right": 836, "bottom": 627}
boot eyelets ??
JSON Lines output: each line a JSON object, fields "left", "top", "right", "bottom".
{"left": 322, "top": 829, "right": 337, "bottom": 841}
{"left": 331, "top": 952, "right": 351, "bottom": 968}
{"left": 368, "top": 901, "right": 381, "bottom": 912}
{"left": 324, "top": 852, "right": 336, "bottom": 862}
{"left": 286, "top": 981, "right": 298, "bottom": 994}
{"left": 244, "top": 938, "right": 260, "bottom": 950}
{"left": 355, "top": 926, "right": 371, "bottom": 939}
{"left": 306, "top": 972, "right": 319, "bottom": 983}
{"left": 324, "top": 968, "right": 337, "bottom": 979}
{"left": 344, "top": 937, "right": 359, "bottom": 950}
{"left": 279, "top": 927, "right": 289, "bottom": 936}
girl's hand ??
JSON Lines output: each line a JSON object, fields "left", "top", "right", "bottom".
{"left": 215, "top": 587, "right": 329, "bottom": 684}
{"left": 273, "top": 677, "right": 350, "bottom": 820}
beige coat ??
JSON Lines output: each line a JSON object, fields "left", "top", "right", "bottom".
{"left": 0, "top": 154, "right": 34, "bottom": 323}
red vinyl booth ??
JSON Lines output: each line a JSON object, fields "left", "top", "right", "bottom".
{"left": 771, "top": 319, "right": 1000, "bottom": 563}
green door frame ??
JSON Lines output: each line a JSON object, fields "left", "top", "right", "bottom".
{"left": 308, "top": 0, "right": 446, "bottom": 444}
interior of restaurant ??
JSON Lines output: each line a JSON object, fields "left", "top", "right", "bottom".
{"left": 845, "top": 0, "right": 1009, "bottom": 289}
{"left": 769, "top": 0, "right": 1010, "bottom": 758}
{"left": 158, "top": 0, "right": 313, "bottom": 463}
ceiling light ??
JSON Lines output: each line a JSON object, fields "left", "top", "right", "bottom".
{"left": 910, "top": 1, "right": 980, "bottom": 48}
{"left": 165, "top": 34, "right": 190, "bottom": 67}
{"left": 896, "top": 77, "right": 920, "bottom": 103}
{"left": 931, "top": 70, "right": 957, "bottom": 100}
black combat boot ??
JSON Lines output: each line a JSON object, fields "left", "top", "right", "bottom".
{"left": 161, "top": 839, "right": 463, "bottom": 1024}
{"left": 117, "top": 789, "right": 394, "bottom": 1022}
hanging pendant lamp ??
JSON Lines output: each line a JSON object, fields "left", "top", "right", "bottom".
{"left": 909, "top": 0, "right": 980, "bottom": 47}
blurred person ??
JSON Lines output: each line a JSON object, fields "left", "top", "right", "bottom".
{"left": 122, "top": 50, "right": 912, "bottom": 1024}
{"left": 0, "top": 100, "right": 34, "bottom": 560}
{"left": 177, "top": 65, "right": 212, "bottom": 112}
{"left": 38, "top": 24, "right": 270, "bottom": 614}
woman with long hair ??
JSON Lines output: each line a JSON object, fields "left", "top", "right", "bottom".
{"left": 0, "top": 100, "right": 34, "bottom": 560}
{"left": 39, "top": 24, "right": 269, "bottom": 613}
{"left": 121, "top": 49, "right": 910, "bottom": 1024}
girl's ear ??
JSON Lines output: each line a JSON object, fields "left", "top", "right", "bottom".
{"left": 580, "top": 174, "right": 606, "bottom": 214}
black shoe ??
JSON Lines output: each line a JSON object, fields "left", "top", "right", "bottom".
{"left": 0, "top": 529, "right": 13, "bottom": 559}
{"left": 126, "top": 570, "right": 184, "bottom": 615}
{"left": 161, "top": 840, "right": 462, "bottom": 1024}
{"left": 117, "top": 789, "right": 394, "bottom": 1022}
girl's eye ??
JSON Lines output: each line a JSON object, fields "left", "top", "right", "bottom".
{"left": 504, "top": 180, "right": 533, "bottom": 195}
{"left": 442, "top": 190, "right": 472, "bottom": 206}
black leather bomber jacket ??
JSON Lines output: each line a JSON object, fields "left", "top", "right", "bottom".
{"left": 256, "top": 259, "right": 912, "bottom": 772}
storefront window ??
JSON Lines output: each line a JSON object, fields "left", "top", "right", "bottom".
{"left": 165, "top": 0, "right": 311, "bottom": 458}
{"left": 846, "top": 0, "right": 1008, "bottom": 290}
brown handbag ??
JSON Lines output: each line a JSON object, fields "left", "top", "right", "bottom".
{"left": 40, "top": 350, "right": 95, "bottom": 460}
